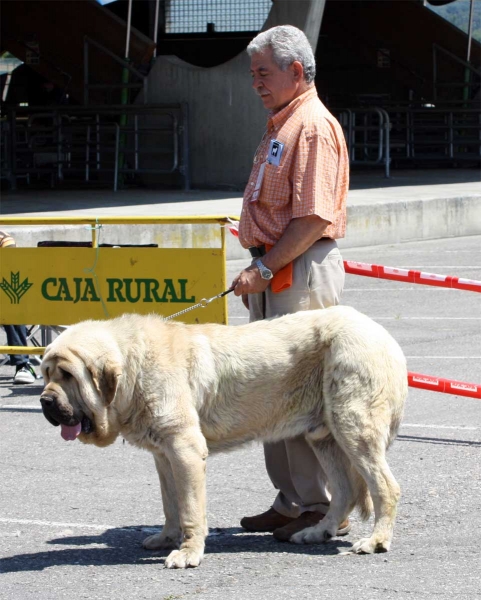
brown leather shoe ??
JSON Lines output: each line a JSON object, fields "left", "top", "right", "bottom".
{"left": 240, "top": 507, "right": 295, "bottom": 532}
{"left": 273, "top": 511, "right": 351, "bottom": 542}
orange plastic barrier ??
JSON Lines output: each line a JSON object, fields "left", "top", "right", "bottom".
{"left": 344, "top": 261, "right": 481, "bottom": 293}
{"left": 408, "top": 372, "right": 481, "bottom": 400}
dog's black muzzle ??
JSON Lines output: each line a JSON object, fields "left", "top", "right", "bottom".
{"left": 40, "top": 394, "right": 93, "bottom": 434}
{"left": 40, "top": 394, "right": 62, "bottom": 427}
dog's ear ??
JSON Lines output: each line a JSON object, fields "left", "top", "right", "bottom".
{"left": 89, "top": 360, "right": 122, "bottom": 406}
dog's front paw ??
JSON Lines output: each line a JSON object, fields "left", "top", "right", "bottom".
{"left": 164, "top": 547, "right": 204, "bottom": 569}
{"left": 350, "top": 536, "right": 391, "bottom": 554}
{"left": 143, "top": 530, "right": 181, "bottom": 550}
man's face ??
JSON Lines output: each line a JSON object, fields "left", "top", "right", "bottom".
{"left": 250, "top": 47, "right": 302, "bottom": 113}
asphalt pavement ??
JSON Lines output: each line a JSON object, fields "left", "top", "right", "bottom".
{"left": 1, "top": 234, "right": 480, "bottom": 600}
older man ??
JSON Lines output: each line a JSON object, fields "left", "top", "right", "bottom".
{"left": 232, "top": 25, "right": 350, "bottom": 541}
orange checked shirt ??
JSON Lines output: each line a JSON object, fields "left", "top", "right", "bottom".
{"left": 238, "top": 86, "right": 348, "bottom": 249}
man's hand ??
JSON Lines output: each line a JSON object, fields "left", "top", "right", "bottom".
{"left": 232, "top": 264, "right": 270, "bottom": 298}
{"left": 233, "top": 216, "right": 330, "bottom": 310}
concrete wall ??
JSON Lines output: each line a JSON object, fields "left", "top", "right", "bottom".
{"left": 340, "top": 196, "right": 481, "bottom": 249}
{"left": 144, "top": 53, "right": 265, "bottom": 189}
{"left": 6, "top": 195, "right": 480, "bottom": 259}
{"left": 142, "top": 0, "right": 326, "bottom": 188}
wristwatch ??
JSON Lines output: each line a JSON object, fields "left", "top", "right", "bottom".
{"left": 254, "top": 258, "right": 274, "bottom": 280}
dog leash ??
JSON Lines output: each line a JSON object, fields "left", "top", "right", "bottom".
{"left": 164, "top": 288, "right": 235, "bottom": 321}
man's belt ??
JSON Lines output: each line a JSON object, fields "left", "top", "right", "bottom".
{"left": 248, "top": 238, "right": 332, "bottom": 258}
{"left": 248, "top": 245, "right": 267, "bottom": 258}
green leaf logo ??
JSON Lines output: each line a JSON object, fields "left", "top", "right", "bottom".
{"left": 0, "top": 272, "right": 33, "bottom": 304}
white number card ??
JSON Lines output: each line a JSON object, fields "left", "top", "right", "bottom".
{"left": 267, "top": 139, "right": 284, "bottom": 166}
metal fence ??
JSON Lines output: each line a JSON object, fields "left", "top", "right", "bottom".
{"left": 1, "top": 104, "right": 190, "bottom": 190}
{"left": 334, "top": 105, "right": 481, "bottom": 176}
{"left": 335, "top": 107, "right": 391, "bottom": 177}
{"left": 164, "top": 0, "right": 272, "bottom": 33}
{"left": 390, "top": 107, "right": 481, "bottom": 163}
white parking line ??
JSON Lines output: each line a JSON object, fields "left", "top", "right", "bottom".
{"left": 0, "top": 517, "right": 113, "bottom": 530}
{"left": 405, "top": 356, "right": 481, "bottom": 359}
{"left": 2, "top": 408, "right": 479, "bottom": 432}
{"left": 0, "top": 404, "right": 481, "bottom": 418}
{"left": 401, "top": 424, "right": 479, "bottom": 431}
{"left": 1, "top": 405, "right": 42, "bottom": 410}
{"left": 375, "top": 316, "right": 481, "bottom": 320}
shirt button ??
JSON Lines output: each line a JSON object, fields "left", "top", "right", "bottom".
{"left": 250, "top": 182, "right": 254, "bottom": 186}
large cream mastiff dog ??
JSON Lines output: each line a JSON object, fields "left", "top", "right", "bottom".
{"left": 40, "top": 306, "right": 407, "bottom": 568}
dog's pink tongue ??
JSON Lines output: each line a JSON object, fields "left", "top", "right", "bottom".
{"left": 61, "top": 423, "right": 82, "bottom": 441}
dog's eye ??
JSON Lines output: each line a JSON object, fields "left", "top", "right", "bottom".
{"left": 60, "top": 368, "right": 72, "bottom": 379}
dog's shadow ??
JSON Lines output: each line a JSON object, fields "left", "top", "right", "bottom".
{"left": 0, "top": 525, "right": 352, "bottom": 573}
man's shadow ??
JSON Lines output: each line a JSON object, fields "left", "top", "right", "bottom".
{"left": 0, "top": 525, "right": 352, "bottom": 572}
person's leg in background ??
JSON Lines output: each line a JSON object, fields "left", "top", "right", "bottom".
{"left": 3, "top": 325, "right": 37, "bottom": 384}
{"left": 242, "top": 240, "right": 349, "bottom": 539}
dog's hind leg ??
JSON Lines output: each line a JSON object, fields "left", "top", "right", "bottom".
{"left": 143, "top": 453, "right": 182, "bottom": 551}
{"left": 348, "top": 452, "right": 400, "bottom": 554}
{"left": 290, "top": 438, "right": 356, "bottom": 545}
{"left": 328, "top": 413, "right": 400, "bottom": 553}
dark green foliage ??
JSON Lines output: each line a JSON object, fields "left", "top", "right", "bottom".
{"left": 427, "top": 0, "right": 481, "bottom": 42}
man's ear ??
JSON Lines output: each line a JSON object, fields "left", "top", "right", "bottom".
{"left": 291, "top": 60, "right": 304, "bottom": 82}
{"left": 89, "top": 360, "right": 122, "bottom": 406}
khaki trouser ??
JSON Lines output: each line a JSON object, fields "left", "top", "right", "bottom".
{"left": 249, "top": 238, "right": 345, "bottom": 518}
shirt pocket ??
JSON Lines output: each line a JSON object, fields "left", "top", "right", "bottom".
{"left": 261, "top": 163, "right": 290, "bottom": 207}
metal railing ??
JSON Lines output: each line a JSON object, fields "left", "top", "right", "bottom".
{"left": 389, "top": 107, "right": 481, "bottom": 163}
{"left": 334, "top": 105, "right": 481, "bottom": 172}
{"left": 1, "top": 104, "right": 190, "bottom": 191}
{"left": 336, "top": 107, "right": 391, "bottom": 177}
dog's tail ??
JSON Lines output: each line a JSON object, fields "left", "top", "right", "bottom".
{"left": 358, "top": 486, "right": 374, "bottom": 521}
{"left": 351, "top": 468, "right": 373, "bottom": 521}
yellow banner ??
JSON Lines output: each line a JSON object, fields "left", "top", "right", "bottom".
{"left": 0, "top": 248, "right": 227, "bottom": 325}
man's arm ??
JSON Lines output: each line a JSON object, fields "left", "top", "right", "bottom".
{"left": 232, "top": 214, "right": 330, "bottom": 298}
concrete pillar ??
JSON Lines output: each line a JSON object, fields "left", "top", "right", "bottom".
{"left": 265, "top": 0, "right": 326, "bottom": 51}
{"left": 143, "top": 0, "right": 326, "bottom": 188}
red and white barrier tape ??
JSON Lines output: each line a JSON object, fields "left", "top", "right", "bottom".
{"left": 408, "top": 372, "right": 481, "bottom": 399}
{"left": 344, "top": 261, "right": 481, "bottom": 293}
{"left": 343, "top": 261, "right": 481, "bottom": 398}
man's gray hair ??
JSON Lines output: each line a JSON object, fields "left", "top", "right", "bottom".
{"left": 247, "top": 25, "right": 316, "bottom": 84}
